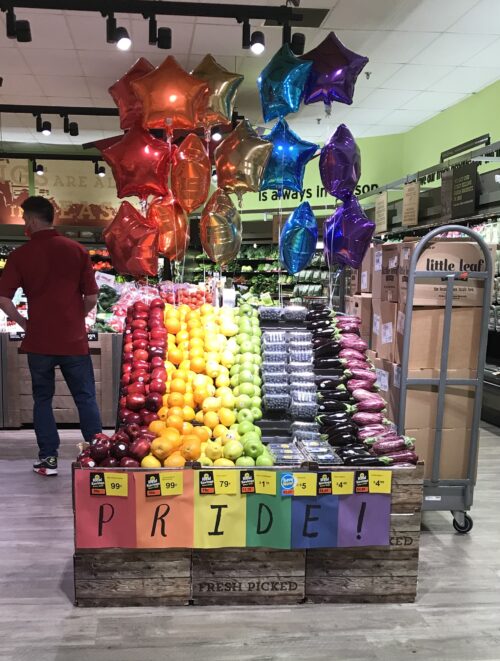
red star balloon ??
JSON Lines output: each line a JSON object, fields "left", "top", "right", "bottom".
{"left": 103, "top": 201, "right": 158, "bottom": 277}
{"left": 131, "top": 55, "right": 209, "bottom": 131}
{"left": 171, "top": 134, "right": 211, "bottom": 213}
{"left": 108, "top": 57, "right": 155, "bottom": 130}
{"left": 101, "top": 125, "right": 171, "bottom": 201}
{"left": 147, "top": 195, "right": 190, "bottom": 262}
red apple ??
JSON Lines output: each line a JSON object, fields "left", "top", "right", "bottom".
{"left": 150, "top": 328, "right": 167, "bottom": 341}
{"left": 90, "top": 438, "right": 111, "bottom": 461}
{"left": 79, "top": 456, "right": 97, "bottom": 468}
{"left": 120, "top": 374, "right": 131, "bottom": 387}
{"left": 129, "top": 437, "right": 151, "bottom": 461}
{"left": 120, "top": 457, "right": 140, "bottom": 468}
{"left": 122, "top": 351, "right": 133, "bottom": 364}
{"left": 132, "top": 329, "right": 148, "bottom": 341}
{"left": 132, "top": 360, "right": 150, "bottom": 372}
{"left": 149, "top": 379, "right": 166, "bottom": 395}
{"left": 133, "top": 349, "right": 149, "bottom": 362}
{"left": 126, "top": 393, "right": 146, "bottom": 411}
{"left": 145, "top": 392, "right": 163, "bottom": 411}
{"left": 130, "top": 370, "right": 149, "bottom": 383}
{"left": 148, "top": 318, "right": 163, "bottom": 330}
{"left": 125, "top": 423, "right": 141, "bottom": 440}
{"left": 138, "top": 429, "right": 156, "bottom": 441}
{"left": 127, "top": 382, "right": 146, "bottom": 395}
{"left": 149, "top": 346, "right": 165, "bottom": 360}
{"left": 111, "top": 441, "right": 130, "bottom": 460}
{"left": 150, "top": 356, "right": 165, "bottom": 370}
{"left": 151, "top": 367, "right": 167, "bottom": 381}
{"left": 100, "top": 457, "right": 119, "bottom": 467}
{"left": 123, "top": 341, "right": 133, "bottom": 354}
{"left": 150, "top": 297, "right": 165, "bottom": 309}
{"left": 90, "top": 432, "right": 110, "bottom": 445}
{"left": 132, "top": 339, "right": 149, "bottom": 351}
{"left": 112, "top": 430, "right": 130, "bottom": 444}
{"left": 122, "top": 363, "right": 132, "bottom": 374}
{"left": 119, "top": 396, "right": 127, "bottom": 408}
{"left": 141, "top": 411, "right": 159, "bottom": 426}
{"left": 131, "top": 319, "right": 147, "bottom": 330}
{"left": 133, "top": 301, "right": 149, "bottom": 312}
{"left": 76, "top": 449, "right": 91, "bottom": 461}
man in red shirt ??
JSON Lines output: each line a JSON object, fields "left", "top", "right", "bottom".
{"left": 0, "top": 196, "right": 102, "bottom": 476}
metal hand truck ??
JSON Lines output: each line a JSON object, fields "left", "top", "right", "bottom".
{"left": 397, "top": 225, "right": 493, "bottom": 533}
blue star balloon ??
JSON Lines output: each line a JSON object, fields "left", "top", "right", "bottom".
{"left": 261, "top": 118, "right": 318, "bottom": 194}
{"left": 258, "top": 44, "right": 313, "bottom": 123}
{"left": 279, "top": 201, "right": 318, "bottom": 275}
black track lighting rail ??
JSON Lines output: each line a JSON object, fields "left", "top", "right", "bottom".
{"left": 0, "top": 1, "right": 302, "bottom": 24}
{"left": 0, "top": 151, "right": 102, "bottom": 162}
{"left": 0, "top": 104, "right": 118, "bottom": 117}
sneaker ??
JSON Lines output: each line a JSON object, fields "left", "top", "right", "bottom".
{"left": 33, "top": 456, "right": 58, "bottom": 476}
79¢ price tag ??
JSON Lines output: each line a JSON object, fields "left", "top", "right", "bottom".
{"left": 331, "top": 472, "right": 354, "bottom": 495}
{"left": 254, "top": 470, "right": 276, "bottom": 495}
{"left": 213, "top": 470, "right": 237, "bottom": 495}
{"left": 293, "top": 473, "right": 317, "bottom": 497}
{"left": 103, "top": 472, "right": 128, "bottom": 497}
{"left": 160, "top": 471, "right": 184, "bottom": 496}
{"left": 369, "top": 470, "right": 392, "bottom": 494}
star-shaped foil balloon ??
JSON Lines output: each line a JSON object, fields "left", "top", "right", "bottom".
{"left": 193, "top": 54, "right": 244, "bottom": 130}
{"left": 280, "top": 201, "right": 318, "bottom": 275}
{"left": 131, "top": 55, "right": 209, "bottom": 131}
{"left": 215, "top": 119, "right": 273, "bottom": 199}
{"left": 101, "top": 125, "right": 171, "bottom": 200}
{"left": 261, "top": 118, "right": 317, "bottom": 194}
{"left": 108, "top": 57, "right": 155, "bottom": 130}
{"left": 103, "top": 201, "right": 159, "bottom": 277}
{"left": 200, "top": 189, "right": 242, "bottom": 265}
{"left": 320, "top": 123, "right": 361, "bottom": 201}
{"left": 258, "top": 44, "right": 312, "bottom": 123}
{"left": 301, "top": 31, "right": 369, "bottom": 108}
{"left": 324, "top": 195, "right": 375, "bottom": 269}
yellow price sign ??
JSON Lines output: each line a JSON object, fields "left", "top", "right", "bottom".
{"left": 214, "top": 470, "right": 237, "bottom": 495}
{"left": 160, "top": 471, "right": 184, "bottom": 496}
{"left": 254, "top": 470, "right": 276, "bottom": 495}
{"left": 369, "top": 470, "right": 392, "bottom": 494}
{"left": 293, "top": 473, "right": 317, "bottom": 497}
{"left": 104, "top": 472, "right": 128, "bottom": 497}
{"left": 331, "top": 471, "right": 354, "bottom": 495}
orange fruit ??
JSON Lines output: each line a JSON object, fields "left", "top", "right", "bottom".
{"left": 195, "top": 410, "right": 205, "bottom": 423}
{"left": 181, "top": 421, "right": 194, "bottom": 435}
{"left": 204, "top": 411, "right": 219, "bottom": 429}
{"left": 165, "top": 317, "right": 181, "bottom": 335}
{"left": 191, "top": 357, "right": 206, "bottom": 374}
{"left": 189, "top": 328, "right": 204, "bottom": 340}
{"left": 148, "top": 420, "right": 166, "bottom": 435}
{"left": 189, "top": 347, "right": 204, "bottom": 359}
{"left": 166, "top": 414, "right": 184, "bottom": 432}
{"left": 193, "top": 426, "right": 210, "bottom": 443}
{"left": 176, "top": 330, "right": 189, "bottom": 343}
{"left": 164, "top": 452, "right": 186, "bottom": 468}
{"left": 189, "top": 337, "right": 204, "bottom": 348}
{"left": 168, "top": 347, "right": 182, "bottom": 365}
{"left": 158, "top": 406, "right": 169, "bottom": 422}
{"left": 180, "top": 436, "right": 202, "bottom": 461}
{"left": 167, "top": 392, "right": 184, "bottom": 408}
{"left": 161, "top": 427, "right": 181, "bottom": 444}
{"left": 151, "top": 437, "right": 177, "bottom": 461}
{"left": 168, "top": 406, "right": 184, "bottom": 419}
{"left": 184, "top": 392, "right": 195, "bottom": 408}
{"left": 182, "top": 405, "right": 195, "bottom": 421}
{"left": 170, "top": 378, "right": 186, "bottom": 394}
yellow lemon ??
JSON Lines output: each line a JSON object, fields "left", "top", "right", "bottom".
{"left": 213, "top": 424, "right": 229, "bottom": 440}
{"left": 204, "top": 411, "right": 219, "bottom": 429}
{"left": 220, "top": 393, "right": 235, "bottom": 409}
{"left": 216, "top": 373, "right": 230, "bottom": 388}
{"left": 195, "top": 410, "right": 205, "bottom": 424}
{"left": 219, "top": 407, "right": 236, "bottom": 427}
{"left": 202, "top": 396, "right": 221, "bottom": 413}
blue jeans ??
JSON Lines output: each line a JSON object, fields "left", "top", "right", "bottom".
{"left": 27, "top": 353, "right": 102, "bottom": 459}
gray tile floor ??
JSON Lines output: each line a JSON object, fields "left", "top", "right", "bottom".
{"left": 0, "top": 425, "right": 499, "bottom": 661}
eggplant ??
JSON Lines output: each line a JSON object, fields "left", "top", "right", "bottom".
{"left": 312, "top": 337, "right": 334, "bottom": 348}
{"left": 356, "top": 424, "right": 390, "bottom": 440}
{"left": 339, "top": 348, "right": 366, "bottom": 361}
{"left": 312, "top": 327, "right": 337, "bottom": 338}
{"left": 352, "top": 411, "right": 385, "bottom": 426}
{"left": 344, "top": 455, "right": 387, "bottom": 466}
{"left": 352, "top": 388, "right": 383, "bottom": 402}
{"left": 335, "top": 315, "right": 361, "bottom": 325}
{"left": 317, "top": 390, "right": 353, "bottom": 403}
{"left": 337, "top": 325, "right": 360, "bottom": 335}
{"left": 336, "top": 447, "right": 371, "bottom": 459}
{"left": 372, "top": 436, "right": 415, "bottom": 455}
{"left": 316, "top": 376, "right": 347, "bottom": 390}
{"left": 316, "top": 412, "right": 351, "bottom": 427}
{"left": 314, "top": 357, "right": 347, "bottom": 369}
{"left": 380, "top": 450, "right": 418, "bottom": 464}
{"left": 306, "top": 310, "right": 332, "bottom": 322}
{"left": 344, "top": 359, "right": 374, "bottom": 371}
{"left": 317, "top": 401, "right": 353, "bottom": 413}
{"left": 314, "top": 342, "right": 342, "bottom": 358}
{"left": 320, "top": 423, "right": 357, "bottom": 439}
{"left": 339, "top": 335, "right": 369, "bottom": 352}
{"left": 356, "top": 399, "right": 386, "bottom": 413}
{"left": 347, "top": 379, "right": 378, "bottom": 392}
{"left": 308, "top": 319, "right": 334, "bottom": 331}
{"left": 322, "top": 432, "right": 357, "bottom": 447}
{"left": 347, "top": 368, "right": 378, "bottom": 383}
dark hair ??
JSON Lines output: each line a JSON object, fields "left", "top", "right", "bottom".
{"left": 21, "top": 196, "right": 54, "bottom": 224}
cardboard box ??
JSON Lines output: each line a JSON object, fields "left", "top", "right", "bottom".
{"left": 406, "top": 427, "right": 473, "bottom": 480}
{"left": 372, "top": 244, "right": 399, "bottom": 301}
{"left": 398, "top": 240, "right": 495, "bottom": 307}
{"left": 395, "top": 306, "right": 481, "bottom": 369}
{"left": 348, "top": 268, "right": 361, "bottom": 295}
{"left": 360, "top": 246, "right": 373, "bottom": 293}
{"left": 345, "top": 293, "right": 372, "bottom": 345}
{"left": 372, "top": 299, "right": 397, "bottom": 361}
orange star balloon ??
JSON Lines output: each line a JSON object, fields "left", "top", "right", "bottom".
{"left": 131, "top": 55, "right": 209, "bottom": 131}
{"left": 101, "top": 125, "right": 171, "bottom": 200}
{"left": 215, "top": 119, "right": 273, "bottom": 199}
{"left": 103, "top": 201, "right": 158, "bottom": 277}
{"left": 108, "top": 57, "right": 155, "bottom": 130}
{"left": 147, "top": 195, "right": 190, "bottom": 262}
{"left": 192, "top": 54, "right": 244, "bottom": 130}
{"left": 171, "top": 134, "right": 211, "bottom": 214}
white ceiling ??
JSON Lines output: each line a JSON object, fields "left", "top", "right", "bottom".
{"left": 0, "top": 0, "right": 500, "bottom": 146}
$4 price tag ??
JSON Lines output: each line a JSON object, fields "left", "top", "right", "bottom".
{"left": 254, "top": 470, "right": 276, "bottom": 495}
{"left": 331, "top": 472, "right": 354, "bottom": 495}
{"left": 213, "top": 470, "right": 237, "bottom": 495}
{"left": 160, "top": 471, "right": 184, "bottom": 496}
{"left": 293, "top": 473, "right": 317, "bottom": 497}
{"left": 369, "top": 470, "right": 392, "bottom": 494}
{"left": 104, "top": 472, "right": 128, "bottom": 497}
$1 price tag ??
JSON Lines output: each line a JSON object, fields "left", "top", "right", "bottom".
{"left": 214, "top": 470, "right": 237, "bottom": 495}
{"left": 254, "top": 470, "right": 276, "bottom": 495}
{"left": 331, "top": 472, "right": 354, "bottom": 495}
{"left": 369, "top": 470, "right": 392, "bottom": 494}
{"left": 104, "top": 472, "right": 128, "bottom": 497}
{"left": 293, "top": 473, "right": 317, "bottom": 497}
{"left": 160, "top": 471, "right": 184, "bottom": 496}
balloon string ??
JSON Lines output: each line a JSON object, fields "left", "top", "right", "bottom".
{"left": 278, "top": 131, "right": 286, "bottom": 308}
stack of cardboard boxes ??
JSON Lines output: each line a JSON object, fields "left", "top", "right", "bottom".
{"left": 347, "top": 240, "right": 493, "bottom": 481}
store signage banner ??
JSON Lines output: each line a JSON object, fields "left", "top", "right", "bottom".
{"left": 74, "top": 469, "right": 392, "bottom": 550}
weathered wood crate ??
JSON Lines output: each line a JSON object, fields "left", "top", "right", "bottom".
{"left": 305, "top": 463, "right": 424, "bottom": 603}
{"left": 1, "top": 332, "right": 120, "bottom": 428}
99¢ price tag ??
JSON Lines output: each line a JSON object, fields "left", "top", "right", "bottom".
{"left": 369, "top": 470, "right": 392, "bottom": 494}
{"left": 104, "top": 472, "right": 128, "bottom": 497}
{"left": 331, "top": 472, "right": 354, "bottom": 495}
{"left": 254, "top": 470, "right": 276, "bottom": 495}
{"left": 293, "top": 473, "right": 317, "bottom": 497}
{"left": 213, "top": 470, "right": 237, "bottom": 495}
{"left": 160, "top": 471, "right": 184, "bottom": 496}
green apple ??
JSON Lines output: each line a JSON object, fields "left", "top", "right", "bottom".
{"left": 237, "top": 408, "right": 254, "bottom": 424}
{"left": 239, "top": 383, "right": 255, "bottom": 397}
{"left": 256, "top": 453, "right": 274, "bottom": 466}
{"left": 230, "top": 423, "right": 240, "bottom": 432}
{"left": 253, "top": 375, "right": 262, "bottom": 387}
{"left": 253, "top": 355, "right": 262, "bottom": 366}
{"left": 244, "top": 439, "right": 265, "bottom": 459}
{"left": 230, "top": 374, "right": 240, "bottom": 388}
{"left": 241, "top": 431, "right": 260, "bottom": 445}
{"left": 239, "top": 318, "right": 252, "bottom": 331}
{"left": 253, "top": 386, "right": 261, "bottom": 398}
{"left": 230, "top": 364, "right": 240, "bottom": 376}
{"left": 254, "top": 425, "right": 262, "bottom": 437}
{"left": 251, "top": 339, "right": 261, "bottom": 352}
{"left": 236, "top": 333, "right": 251, "bottom": 347}
{"left": 240, "top": 340, "right": 254, "bottom": 354}
{"left": 251, "top": 396, "right": 262, "bottom": 408}
{"left": 239, "top": 303, "right": 252, "bottom": 315}
{"left": 241, "top": 352, "right": 255, "bottom": 364}
{"left": 232, "top": 386, "right": 240, "bottom": 397}
{"left": 223, "top": 440, "right": 244, "bottom": 461}
{"left": 235, "top": 394, "right": 252, "bottom": 410}
{"left": 251, "top": 406, "right": 262, "bottom": 421}
{"left": 237, "top": 420, "right": 255, "bottom": 436}
{"left": 235, "top": 455, "right": 255, "bottom": 467}
{"left": 238, "top": 369, "right": 254, "bottom": 384}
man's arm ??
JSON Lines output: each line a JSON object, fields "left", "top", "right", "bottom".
{"left": 0, "top": 296, "right": 27, "bottom": 330}
{"left": 83, "top": 294, "right": 98, "bottom": 316}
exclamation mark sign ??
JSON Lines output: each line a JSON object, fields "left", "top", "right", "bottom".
{"left": 356, "top": 501, "right": 366, "bottom": 540}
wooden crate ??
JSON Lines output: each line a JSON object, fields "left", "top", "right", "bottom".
{"left": 305, "top": 464, "right": 424, "bottom": 604}
{"left": 74, "top": 549, "right": 192, "bottom": 607}
{"left": 191, "top": 548, "right": 305, "bottom": 605}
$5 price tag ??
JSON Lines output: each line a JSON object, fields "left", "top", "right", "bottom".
{"left": 104, "top": 472, "right": 128, "bottom": 497}
{"left": 160, "top": 471, "right": 184, "bottom": 496}
{"left": 293, "top": 473, "right": 317, "bottom": 497}
{"left": 214, "top": 470, "right": 237, "bottom": 495}
{"left": 331, "top": 472, "right": 354, "bottom": 495}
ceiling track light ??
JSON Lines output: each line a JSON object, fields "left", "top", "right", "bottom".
{"left": 250, "top": 30, "right": 265, "bottom": 55}
{"left": 93, "top": 160, "right": 106, "bottom": 177}
{"left": 61, "top": 114, "right": 79, "bottom": 137}
{"left": 104, "top": 12, "right": 131, "bottom": 50}
{"left": 290, "top": 31, "right": 305, "bottom": 55}
{"left": 147, "top": 15, "right": 171, "bottom": 49}
{"left": 34, "top": 113, "right": 51, "bottom": 136}
{"left": 32, "top": 160, "right": 44, "bottom": 176}
{"left": 3, "top": 6, "right": 31, "bottom": 42}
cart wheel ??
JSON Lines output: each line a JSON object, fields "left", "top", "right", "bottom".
{"left": 453, "top": 513, "right": 473, "bottom": 534}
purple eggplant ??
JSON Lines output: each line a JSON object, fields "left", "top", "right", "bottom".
{"left": 337, "top": 325, "right": 360, "bottom": 335}
{"left": 347, "top": 379, "right": 378, "bottom": 392}
{"left": 314, "top": 342, "right": 342, "bottom": 358}
{"left": 380, "top": 450, "right": 418, "bottom": 465}
{"left": 339, "top": 335, "right": 368, "bottom": 352}
{"left": 322, "top": 432, "right": 357, "bottom": 447}
{"left": 345, "top": 455, "right": 387, "bottom": 466}
{"left": 316, "top": 412, "right": 352, "bottom": 426}
{"left": 346, "top": 368, "right": 377, "bottom": 383}
{"left": 352, "top": 388, "right": 382, "bottom": 402}
{"left": 321, "top": 423, "right": 357, "bottom": 438}
{"left": 372, "top": 436, "right": 415, "bottom": 455}
{"left": 344, "top": 359, "right": 374, "bottom": 371}
{"left": 316, "top": 376, "right": 347, "bottom": 390}
{"left": 314, "top": 357, "right": 347, "bottom": 369}
{"left": 352, "top": 411, "right": 385, "bottom": 426}
{"left": 356, "top": 425, "right": 390, "bottom": 440}
{"left": 339, "top": 348, "right": 366, "bottom": 361}
{"left": 317, "top": 391, "right": 353, "bottom": 403}
{"left": 335, "top": 315, "right": 361, "bottom": 326}
{"left": 356, "top": 399, "right": 386, "bottom": 413}
{"left": 317, "top": 401, "right": 354, "bottom": 413}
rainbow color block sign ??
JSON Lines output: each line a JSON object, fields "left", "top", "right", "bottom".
{"left": 74, "top": 468, "right": 392, "bottom": 550}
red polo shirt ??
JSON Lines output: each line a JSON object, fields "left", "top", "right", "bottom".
{"left": 0, "top": 229, "right": 98, "bottom": 355}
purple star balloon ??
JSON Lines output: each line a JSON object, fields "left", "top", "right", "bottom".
{"left": 301, "top": 32, "right": 369, "bottom": 108}
{"left": 324, "top": 195, "right": 374, "bottom": 270}
{"left": 320, "top": 124, "right": 361, "bottom": 202}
